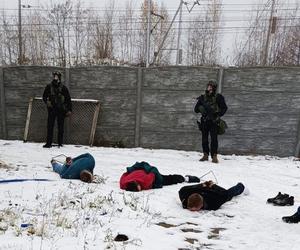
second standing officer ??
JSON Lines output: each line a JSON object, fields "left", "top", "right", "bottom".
{"left": 194, "top": 80, "right": 227, "bottom": 163}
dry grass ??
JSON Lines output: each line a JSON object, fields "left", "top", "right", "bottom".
{"left": 0, "top": 160, "right": 13, "bottom": 170}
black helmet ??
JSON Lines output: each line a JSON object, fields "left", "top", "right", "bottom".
{"left": 52, "top": 71, "right": 61, "bottom": 81}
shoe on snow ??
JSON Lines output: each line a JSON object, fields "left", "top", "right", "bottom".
{"left": 273, "top": 196, "right": 294, "bottom": 206}
{"left": 186, "top": 175, "right": 200, "bottom": 183}
{"left": 212, "top": 154, "right": 219, "bottom": 163}
{"left": 267, "top": 192, "right": 288, "bottom": 204}
{"left": 199, "top": 153, "right": 209, "bottom": 162}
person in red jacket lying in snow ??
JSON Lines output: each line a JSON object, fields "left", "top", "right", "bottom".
{"left": 120, "top": 161, "right": 200, "bottom": 192}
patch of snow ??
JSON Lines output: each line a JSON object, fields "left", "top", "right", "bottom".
{"left": 0, "top": 140, "right": 300, "bottom": 249}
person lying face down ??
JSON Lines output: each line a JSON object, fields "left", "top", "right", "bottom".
{"left": 179, "top": 181, "right": 245, "bottom": 211}
{"left": 120, "top": 161, "right": 201, "bottom": 192}
{"left": 51, "top": 153, "right": 95, "bottom": 183}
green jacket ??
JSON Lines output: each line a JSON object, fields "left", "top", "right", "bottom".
{"left": 126, "top": 161, "right": 163, "bottom": 188}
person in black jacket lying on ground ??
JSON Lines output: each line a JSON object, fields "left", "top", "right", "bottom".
{"left": 179, "top": 180, "right": 245, "bottom": 211}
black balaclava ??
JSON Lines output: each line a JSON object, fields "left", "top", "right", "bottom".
{"left": 52, "top": 72, "right": 61, "bottom": 86}
{"left": 206, "top": 80, "right": 217, "bottom": 95}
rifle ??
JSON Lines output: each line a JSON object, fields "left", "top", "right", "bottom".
{"left": 199, "top": 97, "right": 216, "bottom": 121}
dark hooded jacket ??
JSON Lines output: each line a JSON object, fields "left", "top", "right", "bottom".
{"left": 179, "top": 183, "right": 230, "bottom": 210}
{"left": 43, "top": 80, "right": 72, "bottom": 113}
{"left": 194, "top": 89, "right": 227, "bottom": 121}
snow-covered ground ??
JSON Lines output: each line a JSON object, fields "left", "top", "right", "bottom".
{"left": 0, "top": 140, "right": 300, "bottom": 250}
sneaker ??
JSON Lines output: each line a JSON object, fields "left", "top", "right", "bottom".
{"left": 273, "top": 196, "right": 294, "bottom": 206}
{"left": 267, "top": 192, "right": 289, "bottom": 204}
{"left": 282, "top": 211, "right": 300, "bottom": 223}
{"left": 185, "top": 175, "right": 200, "bottom": 183}
{"left": 236, "top": 182, "right": 245, "bottom": 195}
{"left": 199, "top": 153, "right": 209, "bottom": 162}
{"left": 243, "top": 186, "right": 250, "bottom": 196}
{"left": 43, "top": 144, "right": 52, "bottom": 148}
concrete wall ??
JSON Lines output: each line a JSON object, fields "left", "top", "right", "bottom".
{"left": 140, "top": 67, "right": 219, "bottom": 151}
{"left": 1, "top": 66, "right": 300, "bottom": 157}
{"left": 69, "top": 67, "right": 138, "bottom": 147}
{"left": 221, "top": 67, "right": 300, "bottom": 156}
{"left": 2, "top": 66, "right": 62, "bottom": 140}
{"left": 0, "top": 67, "right": 4, "bottom": 139}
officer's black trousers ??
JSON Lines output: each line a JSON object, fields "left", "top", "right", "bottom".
{"left": 46, "top": 108, "right": 65, "bottom": 146}
{"left": 201, "top": 120, "right": 218, "bottom": 156}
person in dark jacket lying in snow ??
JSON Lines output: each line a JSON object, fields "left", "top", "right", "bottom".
{"left": 120, "top": 161, "right": 201, "bottom": 192}
{"left": 179, "top": 180, "right": 245, "bottom": 211}
{"left": 51, "top": 153, "right": 95, "bottom": 183}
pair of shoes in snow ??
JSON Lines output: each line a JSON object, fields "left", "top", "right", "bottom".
{"left": 282, "top": 207, "right": 300, "bottom": 223}
{"left": 267, "top": 192, "right": 294, "bottom": 206}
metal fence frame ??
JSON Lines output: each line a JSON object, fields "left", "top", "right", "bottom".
{"left": 24, "top": 97, "right": 100, "bottom": 146}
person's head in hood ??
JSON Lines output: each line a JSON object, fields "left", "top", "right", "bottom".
{"left": 206, "top": 80, "right": 217, "bottom": 95}
{"left": 52, "top": 71, "right": 61, "bottom": 86}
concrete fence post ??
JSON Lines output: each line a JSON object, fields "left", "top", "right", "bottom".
{"left": 294, "top": 119, "right": 300, "bottom": 157}
{"left": 64, "top": 67, "right": 71, "bottom": 143}
{"left": 217, "top": 67, "right": 224, "bottom": 94}
{"left": 134, "top": 67, "right": 143, "bottom": 147}
{"left": 0, "top": 67, "right": 7, "bottom": 139}
{"left": 65, "top": 67, "right": 70, "bottom": 88}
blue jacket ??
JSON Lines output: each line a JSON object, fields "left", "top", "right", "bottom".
{"left": 52, "top": 153, "right": 95, "bottom": 179}
{"left": 126, "top": 161, "right": 163, "bottom": 188}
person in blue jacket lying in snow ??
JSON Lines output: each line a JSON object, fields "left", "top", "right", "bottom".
{"left": 51, "top": 153, "right": 95, "bottom": 183}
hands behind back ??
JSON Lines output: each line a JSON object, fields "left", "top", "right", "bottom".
{"left": 202, "top": 180, "right": 215, "bottom": 188}
{"left": 66, "top": 157, "right": 72, "bottom": 166}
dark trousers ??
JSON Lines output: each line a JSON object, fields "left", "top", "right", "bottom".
{"left": 161, "top": 174, "right": 185, "bottom": 186}
{"left": 46, "top": 108, "right": 65, "bottom": 145}
{"left": 226, "top": 183, "right": 244, "bottom": 201}
{"left": 201, "top": 120, "right": 218, "bottom": 156}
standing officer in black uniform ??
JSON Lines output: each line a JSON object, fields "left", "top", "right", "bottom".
{"left": 194, "top": 80, "right": 227, "bottom": 163}
{"left": 42, "top": 72, "right": 72, "bottom": 148}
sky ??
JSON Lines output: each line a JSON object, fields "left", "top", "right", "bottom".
{"left": 0, "top": 0, "right": 298, "bottom": 64}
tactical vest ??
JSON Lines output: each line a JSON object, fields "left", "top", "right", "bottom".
{"left": 50, "top": 84, "right": 65, "bottom": 108}
{"left": 203, "top": 94, "right": 220, "bottom": 114}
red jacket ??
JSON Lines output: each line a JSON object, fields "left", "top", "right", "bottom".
{"left": 120, "top": 170, "right": 155, "bottom": 190}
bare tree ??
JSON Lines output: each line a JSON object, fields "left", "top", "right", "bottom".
{"left": 72, "top": 0, "right": 88, "bottom": 65}
{"left": 116, "top": 0, "right": 136, "bottom": 64}
{"left": 0, "top": 12, "right": 18, "bottom": 65}
{"left": 234, "top": 0, "right": 300, "bottom": 66}
{"left": 88, "top": 1, "right": 115, "bottom": 64}
{"left": 136, "top": 0, "right": 156, "bottom": 66}
{"left": 22, "top": 9, "right": 53, "bottom": 65}
{"left": 47, "top": 0, "right": 73, "bottom": 67}
{"left": 270, "top": 3, "right": 300, "bottom": 65}
{"left": 187, "top": 0, "right": 222, "bottom": 66}
{"left": 152, "top": 3, "right": 174, "bottom": 65}
{"left": 233, "top": 4, "right": 268, "bottom": 66}
{"left": 137, "top": 0, "right": 174, "bottom": 66}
